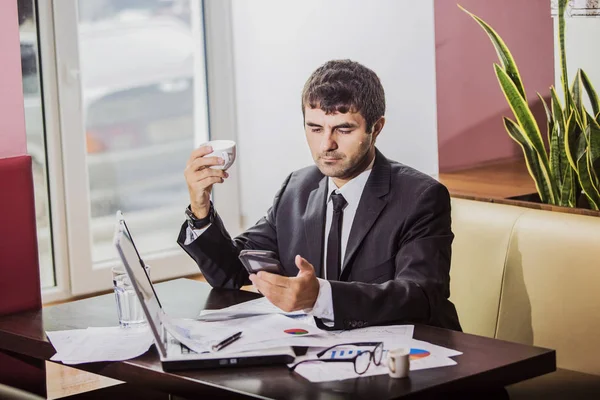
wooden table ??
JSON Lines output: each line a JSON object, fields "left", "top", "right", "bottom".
{"left": 0, "top": 279, "right": 555, "bottom": 399}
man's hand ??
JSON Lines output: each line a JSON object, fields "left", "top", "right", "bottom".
{"left": 184, "top": 145, "right": 228, "bottom": 218}
{"left": 249, "top": 255, "right": 319, "bottom": 312}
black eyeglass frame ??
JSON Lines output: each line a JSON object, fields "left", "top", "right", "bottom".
{"left": 288, "top": 342, "right": 384, "bottom": 375}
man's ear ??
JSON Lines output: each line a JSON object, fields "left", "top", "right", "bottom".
{"left": 371, "top": 116, "right": 386, "bottom": 141}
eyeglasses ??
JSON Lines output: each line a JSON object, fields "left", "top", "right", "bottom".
{"left": 288, "top": 342, "right": 384, "bottom": 375}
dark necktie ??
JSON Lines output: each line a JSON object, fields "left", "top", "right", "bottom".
{"left": 326, "top": 192, "right": 347, "bottom": 281}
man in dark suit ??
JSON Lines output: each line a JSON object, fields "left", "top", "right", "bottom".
{"left": 178, "top": 60, "right": 461, "bottom": 331}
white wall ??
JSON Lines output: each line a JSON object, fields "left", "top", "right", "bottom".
{"left": 230, "top": 0, "right": 439, "bottom": 228}
{"left": 554, "top": 18, "right": 600, "bottom": 111}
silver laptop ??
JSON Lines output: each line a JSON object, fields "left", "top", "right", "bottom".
{"left": 113, "top": 212, "right": 295, "bottom": 371}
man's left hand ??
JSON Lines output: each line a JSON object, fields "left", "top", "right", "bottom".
{"left": 249, "top": 255, "right": 319, "bottom": 312}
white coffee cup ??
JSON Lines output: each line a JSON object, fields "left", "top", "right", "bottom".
{"left": 204, "top": 140, "right": 236, "bottom": 170}
{"left": 387, "top": 348, "right": 410, "bottom": 378}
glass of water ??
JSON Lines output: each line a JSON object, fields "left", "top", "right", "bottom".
{"left": 111, "top": 265, "right": 149, "bottom": 327}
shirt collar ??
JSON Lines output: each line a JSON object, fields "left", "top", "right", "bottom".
{"left": 327, "top": 156, "right": 376, "bottom": 207}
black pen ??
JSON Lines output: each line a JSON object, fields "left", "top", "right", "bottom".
{"left": 212, "top": 331, "right": 243, "bottom": 352}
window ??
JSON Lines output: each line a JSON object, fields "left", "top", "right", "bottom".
{"left": 76, "top": 1, "right": 205, "bottom": 264}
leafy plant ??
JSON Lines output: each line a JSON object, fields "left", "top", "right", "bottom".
{"left": 460, "top": 0, "right": 600, "bottom": 209}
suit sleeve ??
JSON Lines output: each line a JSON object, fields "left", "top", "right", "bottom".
{"left": 315, "top": 183, "right": 460, "bottom": 331}
{"left": 177, "top": 173, "right": 292, "bottom": 289}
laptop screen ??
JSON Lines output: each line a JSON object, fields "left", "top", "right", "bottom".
{"left": 116, "top": 211, "right": 162, "bottom": 307}
{"left": 113, "top": 218, "right": 166, "bottom": 356}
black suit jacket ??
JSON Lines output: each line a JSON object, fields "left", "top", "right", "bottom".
{"left": 178, "top": 149, "right": 461, "bottom": 331}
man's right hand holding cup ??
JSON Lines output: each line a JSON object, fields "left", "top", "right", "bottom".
{"left": 184, "top": 145, "right": 229, "bottom": 219}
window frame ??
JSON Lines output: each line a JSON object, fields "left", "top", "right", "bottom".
{"left": 37, "top": 0, "right": 71, "bottom": 303}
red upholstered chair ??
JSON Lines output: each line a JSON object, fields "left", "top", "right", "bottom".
{"left": 0, "top": 155, "right": 45, "bottom": 397}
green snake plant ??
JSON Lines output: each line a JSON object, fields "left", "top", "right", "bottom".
{"left": 460, "top": 0, "right": 600, "bottom": 210}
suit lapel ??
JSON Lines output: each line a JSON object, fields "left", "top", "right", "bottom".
{"left": 303, "top": 176, "right": 328, "bottom": 279}
{"left": 341, "top": 149, "right": 391, "bottom": 280}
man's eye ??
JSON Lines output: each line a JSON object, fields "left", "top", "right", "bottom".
{"left": 338, "top": 130, "right": 352, "bottom": 134}
{"left": 311, "top": 128, "right": 322, "bottom": 133}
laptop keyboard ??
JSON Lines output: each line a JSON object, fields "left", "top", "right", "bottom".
{"left": 179, "top": 342, "right": 196, "bottom": 354}
{"left": 166, "top": 332, "right": 200, "bottom": 356}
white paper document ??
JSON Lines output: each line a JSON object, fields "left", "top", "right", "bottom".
{"left": 47, "top": 326, "right": 153, "bottom": 365}
{"left": 168, "top": 313, "right": 323, "bottom": 353}
{"left": 219, "top": 322, "right": 414, "bottom": 354}
{"left": 290, "top": 338, "right": 461, "bottom": 383}
{"left": 197, "top": 297, "right": 305, "bottom": 321}
{"left": 326, "top": 324, "right": 415, "bottom": 349}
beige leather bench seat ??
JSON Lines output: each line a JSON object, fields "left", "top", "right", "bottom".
{"left": 449, "top": 198, "right": 600, "bottom": 396}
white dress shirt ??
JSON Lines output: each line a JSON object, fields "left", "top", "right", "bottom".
{"left": 184, "top": 222, "right": 210, "bottom": 245}
{"left": 308, "top": 160, "right": 374, "bottom": 324}
{"left": 185, "top": 159, "right": 374, "bottom": 324}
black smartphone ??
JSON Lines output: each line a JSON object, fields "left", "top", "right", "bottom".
{"left": 238, "top": 250, "right": 285, "bottom": 275}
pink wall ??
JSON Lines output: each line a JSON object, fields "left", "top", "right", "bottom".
{"left": 0, "top": 5, "right": 44, "bottom": 395}
{"left": 0, "top": 0, "right": 27, "bottom": 159}
{"left": 435, "top": 0, "right": 554, "bottom": 172}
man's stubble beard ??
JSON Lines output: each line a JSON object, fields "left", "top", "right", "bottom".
{"left": 316, "top": 140, "right": 373, "bottom": 179}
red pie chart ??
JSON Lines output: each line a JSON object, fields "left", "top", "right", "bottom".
{"left": 284, "top": 328, "right": 309, "bottom": 335}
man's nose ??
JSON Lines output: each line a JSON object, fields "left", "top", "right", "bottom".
{"left": 320, "top": 131, "right": 338, "bottom": 152}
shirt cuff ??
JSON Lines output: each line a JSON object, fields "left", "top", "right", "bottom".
{"left": 184, "top": 224, "right": 212, "bottom": 245}
{"left": 305, "top": 278, "right": 335, "bottom": 326}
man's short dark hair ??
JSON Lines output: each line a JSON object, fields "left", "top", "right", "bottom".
{"left": 301, "top": 60, "right": 386, "bottom": 132}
